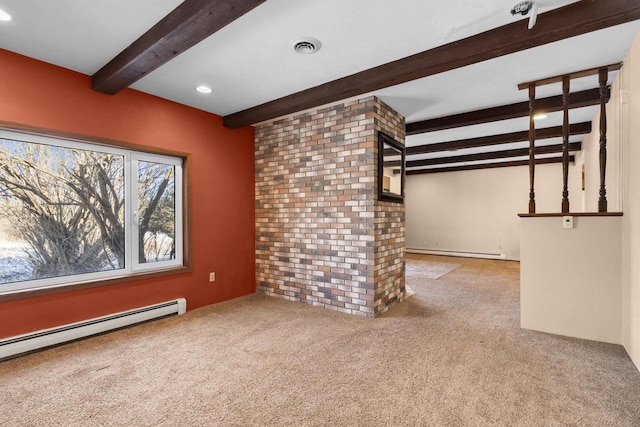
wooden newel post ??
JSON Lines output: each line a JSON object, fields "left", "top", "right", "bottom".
{"left": 598, "top": 67, "right": 608, "bottom": 213}
{"left": 528, "top": 83, "right": 536, "bottom": 214}
{"left": 561, "top": 75, "right": 570, "bottom": 214}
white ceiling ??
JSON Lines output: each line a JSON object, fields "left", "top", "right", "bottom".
{"left": 1, "top": 0, "right": 639, "bottom": 168}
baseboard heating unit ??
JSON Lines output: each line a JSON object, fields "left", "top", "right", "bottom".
{"left": 406, "top": 248, "right": 506, "bottom": 260}
{"left": 0, "top": 298, "right": 186, "bottom": 361}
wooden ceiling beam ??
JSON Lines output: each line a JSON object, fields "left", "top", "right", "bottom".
{"left": 406, "top": 88, "right": 606, "bottom": 135}
{"left": 407, "top": 143, "right": 581, "bottom": 168}
{"left": 407, "top": 122, "right": 591, "bottom": 155}
{"left": 407, "top": 156, "right": 573, "bottom": 175}
{"left": 92, "top": 0, "right": 266, "bottom": 94}
{"left": 223, "top": 0, "right": 640, "bottom": 128}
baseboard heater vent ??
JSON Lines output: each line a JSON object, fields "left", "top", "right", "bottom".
{"left": 406, "top": 248, "right": 506, "bottom": 260}
{"left": 0, "top": 298, "right": 186, "bottom": 361}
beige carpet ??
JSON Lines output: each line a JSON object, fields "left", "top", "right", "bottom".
{"left": 1, "top": 255, "right": 639, "bottom": 426}
{"left": 406, "top": 258, "right": 461, "bottom": 279}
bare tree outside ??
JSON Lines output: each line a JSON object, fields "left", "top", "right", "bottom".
{"left": 0, "top": 139, "right": 125, "bottom": 282}
{"left": 0, "top": 137, "right": 177, "bottom": 285}
{"left": 137, "top": 161, "right": 175, "bottom": 263}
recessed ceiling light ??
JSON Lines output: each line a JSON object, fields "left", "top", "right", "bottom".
{"left": 533, "top": 113, "right": 548, "bottom": 121}
{"left": 0, "top": 9, "right": 12, "bottom": 22}
{"left": 290, "top": 37, "right": 321, "bottom": 55}
{"left": 195, "top": 85, "right": 212, "bottom": 94}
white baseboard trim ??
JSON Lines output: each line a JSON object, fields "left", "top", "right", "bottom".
{"left": 406, "top": 248, "right": 506, "bottom": 260}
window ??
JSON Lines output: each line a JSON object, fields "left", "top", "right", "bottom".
{"left": 0, "top": 128, "right": 184, "bottom": 293}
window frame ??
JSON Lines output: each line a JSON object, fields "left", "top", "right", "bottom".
{"left": 131, "top": 153, "right": 184, "bottom": 272}
{"left": 0, "top": 123, "right": 190, "bottom": 301}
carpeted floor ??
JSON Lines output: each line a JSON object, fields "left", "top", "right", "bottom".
{"left": 1, "top": 255, "right": 639, "bottom": 426}
{"left": 405, "top": 257, "right": 461, "bottom": 279}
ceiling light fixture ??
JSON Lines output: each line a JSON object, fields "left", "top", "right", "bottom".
{"left": 533, "top": 113, "right": 548, "bottom": 121}
{"left": 290, "top": 37, "right": 321, "bottom": 55}
{"left": 0, "top": 9, "right": 12, "bottom": 22}
{"left": 195, "top": 85, "right": 212, "bottom": 94}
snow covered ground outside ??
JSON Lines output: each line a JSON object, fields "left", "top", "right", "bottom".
{"left": 0, "top": 241, "right": 33, "bottom": 284}
{"left": 0, "top": 236, "right": 174, "bottom": 285}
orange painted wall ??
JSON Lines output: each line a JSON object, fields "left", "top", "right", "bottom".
{"left": 0, "top": 49, "right": 256, "bottom": 339}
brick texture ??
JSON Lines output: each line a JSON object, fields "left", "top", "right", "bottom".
{"left": 255, "top": 96, "right": 405, "bottom": 317}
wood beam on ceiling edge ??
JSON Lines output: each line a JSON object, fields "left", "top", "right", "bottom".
{"left": 407, "top": 156, "right": 574, "bottom": 175}
{"left": 223, "top": 0, "right": 640, "bottom": 128}
{"left": 406, "top": 88, "right": 606, "bottom": 135}
{"left": 407, "top": 122, "right": 591, "bottom": 155}
{"left": 92, "top": 0, "right": 266, "bottom": 94}
{"left": 406, "top": 143, "right": 581, "bottom": 168}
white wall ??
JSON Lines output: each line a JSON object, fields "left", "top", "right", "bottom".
{"left": 520, "top": 30, "right": 640, "bottom": 369}
{"left": 573, "top": 89, "right": 623, "bottom": 212}
{"left": 521, "top": 216, "right": 622, "bottom": 344}
{"left": 620, "top": 31, "right": 640, "bottom": 371}
{"left": 383, "top": 167, "right": 402, "bottom": 195}
{"left": 406, "top": 163, "right": 581, "bottom": 260}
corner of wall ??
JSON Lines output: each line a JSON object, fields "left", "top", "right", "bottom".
{"left": 372, "top": 97, "right": 406, "bottom": 316}
{"left": 254, "top": 96, "right": 406, "bottom": 317}
{"left": 620, "top": 30, "right": 640, "bottom": 371}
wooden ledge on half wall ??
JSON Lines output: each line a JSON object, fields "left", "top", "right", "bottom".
{"left": 518, "top": 212, "right": 623, "bottom": 217}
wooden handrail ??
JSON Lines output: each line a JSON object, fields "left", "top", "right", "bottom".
{"left": 520, "top": 63, "right": 620, "bottom": 215}
{"left": 517, "top": 63, "right": 622, "bottom": 90}
{"left": 518, "top": 212, "right": 623, "bottom": 217}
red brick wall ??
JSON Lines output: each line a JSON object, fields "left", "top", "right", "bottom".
{"left": 255, "top": 96, "right": 405, "bottom": 317}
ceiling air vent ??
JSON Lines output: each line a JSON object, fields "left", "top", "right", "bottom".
{"left": 290, "top": 37, "right": 321, "bottom": 55}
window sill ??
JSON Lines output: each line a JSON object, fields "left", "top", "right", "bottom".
{"left": 0, "top": 266, "right": 191, "bottom": 303}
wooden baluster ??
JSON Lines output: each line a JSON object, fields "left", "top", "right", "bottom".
{"left": 561, "top": 75, "right": 570, "bottom": 213}
{"left": 528, "top": 83, "right": 536, "bottom": 214}
{"left": 598, "top": 67, "right": 608, "bottom": 212}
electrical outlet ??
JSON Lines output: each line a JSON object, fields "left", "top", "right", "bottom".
{"left": 209, "top": 272, "right": 216, "bottom": 282}
{"left": 562, "top": 216, "right": 574, "bottom": 229}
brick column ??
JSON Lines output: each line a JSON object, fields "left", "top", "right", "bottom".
{"left": 255, "top": 96, "right": 405, "bottom": 317}
{"left": 372, "top": 99, "right": 406, "bottom": 315}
